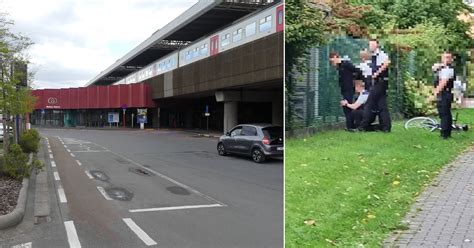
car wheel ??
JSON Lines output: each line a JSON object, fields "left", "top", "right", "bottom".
{"left": 217, "top": 143, "right": 227, "bottom": 156}
{"left": 251, "top": 148, "right": 266, "bottom": 163}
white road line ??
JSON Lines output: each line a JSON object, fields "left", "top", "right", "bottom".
{"left": 49, "top": 154, "right": 54, "bottom": 159}
{"left": 53, "top": 171, "right": 61, "bottom": 181}
{"left": 58, "top": 187, "right": 67, "bottom": 203}
{"left": 129, "top": 204, "right": 224, "bottom": 213}
{"left": 51, "top": 161, "right": 56, "bottom": 168}
{"left": 76, "top": 160, "right": 82, "bottom": 166}
{"left": 84, "top": 170, "right": 93, "bottom": 179}
{"left": 73, "top": 150, "right": 109, "bottom": 153}
{"left": 66, "top": 149, "right": 71, "bottom": 152}
{"left": 48, "top": 149, "right": 52, "bottom": 153}
{"left": 70, "top": 153, "right": 75, "bottom": 157}
{"left": 64, "top": 145, "right": 68, "bottom": 148}
{"left": 11, "top": 242, "right": 32, "bottom": 248}
{"left": 64, "top": 221, "right": 82, "bottom": 248}
{"left": 122, "top": 218, "right": 157, "bottom": 246}
{"left": 96, "top": 186, "right": 112, "bottom": 200}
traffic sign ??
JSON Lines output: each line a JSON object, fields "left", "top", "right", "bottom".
{"left": 121, "top": 104, "right": 127, "bottom": 110}
{"left": 205, "top": 105, "right": 209, "bottom": 113}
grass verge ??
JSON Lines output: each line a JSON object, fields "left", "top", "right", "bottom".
{"left": 285, "top": 109, "right": 474, "bottom": 247}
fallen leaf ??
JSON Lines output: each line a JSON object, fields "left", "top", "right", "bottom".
{"left": 300, "top": 164, "right": 308, "bottom": 167}
{"left": 304, "top": 219, "right": 316, "bottom": 226}
{"left": 367, "top": 214, "right": 376, "bottom": 219}
{"left": 325, "top": 239, "right": 337, "bottom": 246}
{"left": 392, "top": 180, "right": 400, "bottom": 186}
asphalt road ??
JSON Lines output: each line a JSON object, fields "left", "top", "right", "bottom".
{"left": 1, "top": 128, "right": 282, "bottom": 248}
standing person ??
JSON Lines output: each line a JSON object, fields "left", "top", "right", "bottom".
{"left": 329, "top": 52, "right": 359, "bottom": 131}
{"left": 429, "top": 52, "right": 455, "bottom": 139}
{"left": 359, "top": 39, "right": 392, "bottom": 132}
{"left": 357, "top": 49, "right": 373, "bottom": 91}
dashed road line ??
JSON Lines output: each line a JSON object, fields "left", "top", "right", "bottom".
{"left": 53, "top": 171, "right": 61, "bottom": 181}
{"left": 84, "top": 170, "right": 93, "bottom": 179}
{"left": 70, "top": 153, "right": 75, "bottom": 157}
{"left": 51, "top": 161, "right": 56, "bottom": 168}
{"left": 64, "top": 221, "right": 82, "bottom": 248}
{"left": 66, "top": 149, "right": 71, "bottom": 152}
{"left": 122, "top": 218, "right": 157, "bottom": 246}
{"left": 76, "top": 160, "right": 82, "bottom": 166}
{"left": 49, "top": 154, "right": 54, "bottom": 159}
{"left": 58, "top": 187, "right": 67, "bottom": 203}
{"left": 129, "top": 204, "right": 224, "bottom": 213}
{"left": 96, "top": 186, "right": 112, "bottom": 200}
{"left": 11, "top": 242, "right": 32, "bottom": 248}
{"left": 48, "top": 149, "right": 52, "bottom": 153}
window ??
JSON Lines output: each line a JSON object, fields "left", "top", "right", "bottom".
{"left": 221, "top": 33, "right": 230, "bottom": 47}
{"left": 200, "top": 44, "right": 208, "bottom": 56}
{"left": 241, "top": 126, "right": 257, "bottom": 136}
{"left": 193, "top": 48, "right": 199, "bottom": 58}
{"left": 278, "top": 10, "right": 283, "bottom": 25}
{"left": 245, "top": 22, "right": 256, "bottom": 37}
{"left": 259, "top": 15, "right": 272, "bottom": 32}
{"left": 230, "top": 127, "right": 242, "bottom": 137}
{"left": 233, "top": 28, "right": 243, "bottom": 42}
{"left": 185, "top": 51, "right": 192, "bottom": 61}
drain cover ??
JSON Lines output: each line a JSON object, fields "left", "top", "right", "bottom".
{"left": 129, "top": 168, "right": 154, "bottom": 176}
{"left": 166, "top": 186, "right": 190, "bottom": 195}
{"left": 105, "top": 187, "right": 133, "bottom": 201}
{"left": 89, "top": 171, "right": 110, "bottom": 181}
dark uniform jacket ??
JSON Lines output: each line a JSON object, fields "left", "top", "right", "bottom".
{"left": 337, "top": 60, "right": 358, "bottom": 95}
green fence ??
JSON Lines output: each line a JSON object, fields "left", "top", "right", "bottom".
{"left": 286, "top": 36, "right": 410, "bottom": 131}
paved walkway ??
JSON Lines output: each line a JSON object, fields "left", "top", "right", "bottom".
{"left": 385, "top": 148, "right": 474, "bottom": 247}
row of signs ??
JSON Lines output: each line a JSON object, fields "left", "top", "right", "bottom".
{"left": 107, "top": 108, "right": 148, "bottom": 124}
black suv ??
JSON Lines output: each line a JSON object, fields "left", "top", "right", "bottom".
{"left": 217, "top": 124, "right": 283, "bottom": 163}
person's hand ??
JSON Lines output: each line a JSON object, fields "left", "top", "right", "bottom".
{"left": 340, "top": 100, "right": 348, "bottom": 106}
{"left": 373, "top": 72, "right": 378, "bottom": 79}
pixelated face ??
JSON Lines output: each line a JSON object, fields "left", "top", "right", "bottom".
{"left": 329, "top": 56, "right": 340, "bottom": 66}
{"left": 355, "top": 82, "right": 364, "bottom": 92}
{"left": 442, "top": 53, "right": 452, "bottom": 65}
{"left": 369, "top": 41, "right": 378, "bottom": 52}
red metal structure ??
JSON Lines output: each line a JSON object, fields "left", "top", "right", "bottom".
{"left": 32, "top": 83, "right": 155, "bottom": 110}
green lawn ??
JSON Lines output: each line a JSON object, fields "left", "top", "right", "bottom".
{"left": 285, "top": 109, "right": 474, "bottom": 247}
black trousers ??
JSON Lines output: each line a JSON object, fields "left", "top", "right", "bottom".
{"left": 437, "top": 91, "right": 453, "bottom": 138}
{"left": 359, "top": 81, "right": 392, "bottom": 132}
{"left": 342, "top": 92, "right": 355, "bottom": 129}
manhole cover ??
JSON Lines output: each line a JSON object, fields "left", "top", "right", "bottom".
{"left": 105, "top": 187, "right": 133, "bottom": 201}
{"left": 114, "top": 157, "right": 130, "bottom": 164}
{"left": 129, "top": 168, "right": 154, "bottom": 176}
{"left": 166, "top": 186, "right": 190, "bottom": 195}
{"left": 89, "top": 171, "right": 110, "bottom": 181}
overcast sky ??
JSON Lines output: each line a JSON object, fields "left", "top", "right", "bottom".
{"left": 3, "top": 0, "right": 198, "bottom": 89}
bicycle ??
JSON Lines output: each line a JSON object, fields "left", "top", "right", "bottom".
{"left": 404, "top": 113, "right": 469, "bottom": 132}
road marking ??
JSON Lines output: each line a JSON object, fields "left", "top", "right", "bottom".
{"left": 49, "top": 154, "right": 54, "bottom": 159}
{"left": 64, "top": 221, "right": 81, "bottom": 248}
{"left": 11, "top": 242, "right": 32, "bottom": 248}
{"left": 129, "top": 204, "right": 224, "bottom": 213}
{"left": 66, "top": 149, "right": 71, "bottom": 152}
{"left": 53, "top": 171, "right": 61, "bottom": 181}
{"left": 70, "top": 153, "right": 75, "bottom": 157}
{"left": 96, "top": 186, "right": 112, "bottom": 200}
{"left": 73, "top": 150, "right": 109, "bottom": 153}
{"left": 58, "top": 187, "right": 67, "bottom": 203}
{"left": 64, "top": 145, "right": 68, "bottom": 148}
{"left": 48, "top": 149, "right": 52, "bottom": 153}
{"left": 76, "top": 160, "right": 82, "bottom": 166}
{"left": 122, "top": 218, "right": 157, "bottom": 246}
{"left": 51, "top": 161, "right": 56, "bottom": 167}
{"left": 84, "top": 170, "right": 93, "bottom": 179}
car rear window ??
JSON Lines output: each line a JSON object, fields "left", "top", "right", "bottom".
{"left": 262, "top": 127, "right": 282, "bottom": 139}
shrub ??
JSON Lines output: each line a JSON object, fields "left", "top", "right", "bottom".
{"left": 403, "top": 76, "right": 437, "bottom": 117}
{"left": 4, "top": 144, "right": 29, "bottom": 179}
{"left": 19, "top": 129, "right": 41, "bottom": 153}
{"left": 32, "top": 158, "right": 44, "bottom": 174}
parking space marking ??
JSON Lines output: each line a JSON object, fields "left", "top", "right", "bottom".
{"left": 73, "top": 150, "right": 109, "bottom": 153}
{"left": 64, "top": 145, "right": 68, "bottom": 148}
{"left": 84, "top": 170, "right": 93, "bottom": 179}
{"left": 53, "top": 171, "right": 61, "bottom": 181}
{"left": 64, "top": 221, "right": 82, "bottom": 248}
{"left": 129, "top": 204, "right": 224, "bottom": 213}
{"left": 51, "top": 161, "right": 56, "bottom": 168}
{"left": 76, "top": 160, "right": 82, "bottom": 166}
{"left": 48, "top": 149, "right": 52, "bottom": 153}
{"left": 66, "top": 149, "right": 71, "bottom": 152}
{"left": 49, "top": 154, "right": 54, "bottom": 159}
{"left": 11, "top": 242, "right": 32, "bottom": 248}
{"left": 97, "top": 186, "right": 112, "bottom": 200}
{"left": 122, "top": 218, "right": 157, "bottom": 246}
{"left": 58, "top": 187, "right": 67, "bottom": 203}
{"left": 70, "top": 153, "right": 75, "bottom": 157}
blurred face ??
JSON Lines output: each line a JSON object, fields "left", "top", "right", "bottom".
{"left": 441, "top": 53, "right": 452, "bottom": 65}
{"left": 369, "top": 41, "right": 378, "bottom": 52}
{"left": 329, "top": 56, "right": 341, "bottom": 66}
{"left": 355, "top": 82, "right": 364, "bottom": 92}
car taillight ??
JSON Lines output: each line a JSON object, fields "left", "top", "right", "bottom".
{"left": 262, "top": 137, "right": 270, "bottom": 145}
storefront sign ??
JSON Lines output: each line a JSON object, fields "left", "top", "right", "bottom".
{"left": 108, "top": 112, "right": 119, "bottom": 123}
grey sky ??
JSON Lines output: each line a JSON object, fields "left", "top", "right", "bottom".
{"left": 3, "top": 0, "right": 198, "bottom": 89}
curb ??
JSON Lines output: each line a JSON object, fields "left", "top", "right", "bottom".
{"left": 0, "top": 153, "right": 33, "bottom": 230}
{"left": 194, "top": 133, "right": 221, "bottom": 138}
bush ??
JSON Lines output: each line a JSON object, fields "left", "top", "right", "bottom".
{"left": 403, "top": 76, "right": 437, "bottom": 117}
{"left": 4, "top": 144, "right": 29, "bottom": 179}
{"left": 19, "top": 129, "right": 41, "bottom": 153}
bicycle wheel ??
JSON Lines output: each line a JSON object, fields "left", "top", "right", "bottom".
{"left": 404, "top": 117, "right": 438, "bottom": 132}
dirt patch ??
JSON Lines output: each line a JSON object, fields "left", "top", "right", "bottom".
{"left": 0, "top": 175, "right": 22, "bottom": 215}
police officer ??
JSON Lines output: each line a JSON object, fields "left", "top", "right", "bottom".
{"left": 430, "top": 52, "right": 455, "bottom": 139}
{"left": 357, "top": 49, "right": 373, "bottom": 91}
{"left": 329, "top": 52, "right": 359, "bottom": 130}
{"left": 359, "top": 39, "right": 392, "bottom": 132}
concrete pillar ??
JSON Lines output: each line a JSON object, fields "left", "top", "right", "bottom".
{"left": 223, "top": 101, "right": 238, "bottom": 133}
{"left": 272, "top": 98, "right": 283, "bottom": 126}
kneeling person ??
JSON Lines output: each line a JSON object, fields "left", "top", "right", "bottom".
{"left": 341, "top": 80, "right": 369, "bottom": 129}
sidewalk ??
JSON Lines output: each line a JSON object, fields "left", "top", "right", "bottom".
{"left": 384, "top": 148, "right": 474, "bottom": 247}
{"left": 35, "top": 126, "right": 223, "bottom": 137}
